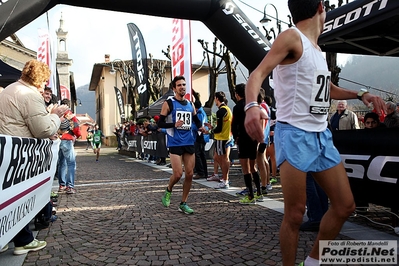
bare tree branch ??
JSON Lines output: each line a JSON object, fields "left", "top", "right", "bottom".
{"left": 199, "top": 38, "right": 238, "bottom": 107}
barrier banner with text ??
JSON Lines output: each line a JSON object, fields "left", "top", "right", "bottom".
{"left": 123, "top": 136, "right": 237, "bottom": 161}
{"left": 125, "top": 134, "right": 168, "bottom": 158}
{"left": 0, "top": 135, "right": 59, "bottom": 250}
{"left": 333, "top": 128, "right": 399, "bottom": 210}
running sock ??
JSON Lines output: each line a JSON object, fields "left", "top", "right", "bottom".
{"left": 244, "top": 174, "right": 253, "bottom": 198}
{"left": 304, "top": 256, "right": 319, "bottom": 266}
{"left": 258, "top": 143, "right": 267, "bottom": 153}
{"left": 252, "top": 171, "right": 261, "bottom": 196}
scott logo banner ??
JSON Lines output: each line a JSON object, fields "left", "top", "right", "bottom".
{"left": 125, "top": 134, "right": 168, "bottom": 158}
{"left": 0, "top": 135, "right": 59, "bottom": 250}
{"left": 333, "top": 128, "right": 399, "bottom": 209}
{"left": 114, "top": 86, "right": 125, "bottom": 120}
{"left": 127, "top": 23, "right": 150, "bottom": 109}
{"left": 322, "top": 0, "right": 392, "bottom": 35}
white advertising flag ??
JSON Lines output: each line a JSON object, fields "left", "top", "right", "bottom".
{"left": 37, "top": 29, "right": 59, "bottom": 98}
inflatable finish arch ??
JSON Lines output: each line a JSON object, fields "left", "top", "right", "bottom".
{"left": 0, "top": 0, "right": 271, "bottom": 72}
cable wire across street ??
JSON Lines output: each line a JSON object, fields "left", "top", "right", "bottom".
{"left": 340, "top": 76, "right": 399, "bottom": 96}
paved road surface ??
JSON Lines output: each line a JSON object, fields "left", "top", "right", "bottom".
{"left": 1, "top": 142, "right": 398, "bottom": 265}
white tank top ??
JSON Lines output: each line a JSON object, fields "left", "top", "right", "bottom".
{"left": 274, "top": 27, "right": 331, "bottom": 132}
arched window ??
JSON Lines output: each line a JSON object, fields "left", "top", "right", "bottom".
{"left": 59, "top": 39, "right": 66, "bottom": 51}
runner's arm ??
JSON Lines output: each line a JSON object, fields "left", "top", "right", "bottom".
{"left": 330, "top": 83, "right": 386, "bottom": 115}
{"left": 157, "top": 101, "right": 174, "bottom": 128}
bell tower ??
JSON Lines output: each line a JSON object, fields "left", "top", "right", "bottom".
{"left": 56, "top": 13, "right": 73, "bottom": 100}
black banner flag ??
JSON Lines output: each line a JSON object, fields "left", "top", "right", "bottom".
{"left": 114, "top": 86, "right": 125, "bottom": 121}
{"left": 127, "top": 23, "right": 150, "bottom": 109}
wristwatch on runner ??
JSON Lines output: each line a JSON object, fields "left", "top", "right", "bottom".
{"left": 357, "top": 88, "right": 369, "bottom": 100}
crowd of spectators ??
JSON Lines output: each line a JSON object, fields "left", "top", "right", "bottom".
{"left": 114, "top": 116, "right": 166, "bottom": 164}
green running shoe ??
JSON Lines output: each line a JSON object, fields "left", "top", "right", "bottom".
{"left": 239, "top": 196, "right": 256, "bottom": 205}
{"left": 270, "top": 177, "right": 278, "bottom": 184}
{"left": 162, "top": 189, "right": 171, "bottom": 207}
{"left": 178, "top": 203, "right": 194, "bottom": 214}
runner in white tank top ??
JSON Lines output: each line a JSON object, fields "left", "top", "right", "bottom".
{"left": 243, "top": 1, "right": 386, "bottom": 265}
{"left": 274, "top": 27, "right": 330, "bottom": 132}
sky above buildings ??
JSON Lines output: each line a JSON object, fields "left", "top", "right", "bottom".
{"left": 14, "top": 0, "right": 351, "bottom": 89}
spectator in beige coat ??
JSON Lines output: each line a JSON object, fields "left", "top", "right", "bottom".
{"left": 0, "top": 59, "right": 68, "bottom": 255}
{"left": 330, "top": 100, "right": 360, "bottom": 131}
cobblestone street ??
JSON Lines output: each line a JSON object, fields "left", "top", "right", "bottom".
{"left": 26, "top": 143, "right": 313, "bottom": 265}
{"left": 1, "top": 141, "right": 398, "bottom": 266}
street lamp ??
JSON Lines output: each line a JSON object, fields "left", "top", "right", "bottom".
{"left": 109, "top": 66, "right": 117, "bottom": 75}
{"left": 110, "top": 59, "right": 128, "bottom": 77}
{"left": 260, "top": 4, "right": 293, "bottom": 38}
{"left": 71, "top": 98, "right": 82, "bottom": 114}
{"left": 260, "top": 3, "right": 281, "bottom": 34}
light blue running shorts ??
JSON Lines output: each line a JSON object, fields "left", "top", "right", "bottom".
{"left": 275, "top": 122, "right": 341, "bottom": 172}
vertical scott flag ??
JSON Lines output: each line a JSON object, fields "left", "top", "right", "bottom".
{"left": 37, "top": 29, "right": 59, "bottom": 97}
{"left": 171, "top": 19, "right": 192, "bottom": 101}
{"left": 114, "top": 86, "right": 125, "bottom": 121}
{"left": 127, "top": 23, "right": 150, "bottom": 109}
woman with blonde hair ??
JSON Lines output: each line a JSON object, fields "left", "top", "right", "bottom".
{"left": 21, "top": 59, "right": 51, "bottom": 89}
{"left": 0, "top": 59, "right": 68, "bottom": 138}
